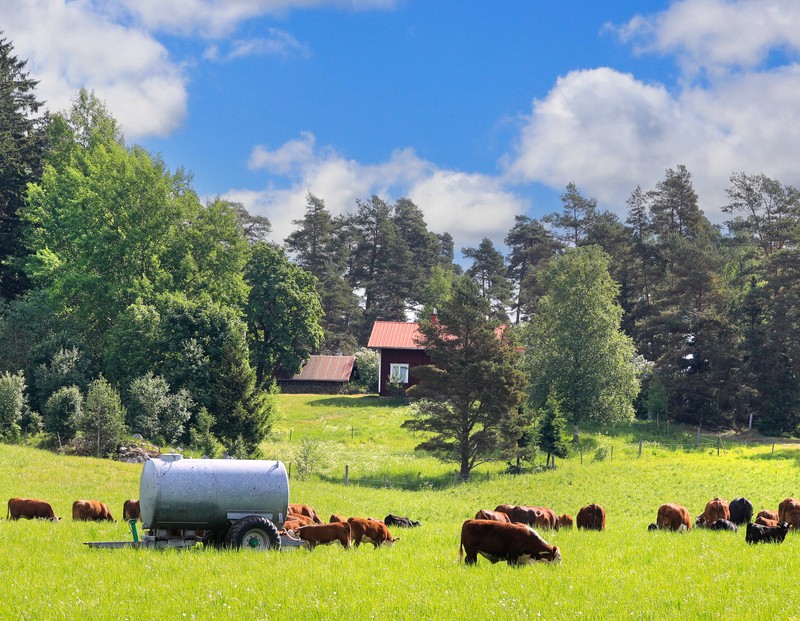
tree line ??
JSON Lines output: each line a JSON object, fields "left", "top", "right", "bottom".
{"left": 2, "top": 34, "right": 800, "bottom": 465}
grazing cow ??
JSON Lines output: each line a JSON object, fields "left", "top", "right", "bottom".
{"left": 458, "top": 519, "right": 561, "bottom": 566}
{"left": 7, "top": 498, "right": 58, "bottom": 522}
{"left": 707, "top": 519, "right": 738, "bottom": 532}
{"left": 286, "top": 513, "right": 315, "bottom": 527}
{"left": 656, "top": 503, "right": 692, "bottom": 531}
{"left": 511, "top": 505, "right": 557, "bottom": 529}
{"left": 729, "top": 497, "right": 753, "bottom": 526}
{"left": 756, "top": 509, "right": 779, "bottom": 523}
{"left": 556, "top": 514, "right": 574, "bottom": 529}
{"left": 347, "top": 517, "right": 398, "bottom": 548}
{"left": 778, "top": 497, "right": 800, "bottom": 528}
{"left": 475, "top": 509, "right": 511, "bottom": 523}
{"left": 384, "top": 514, "right": 421, "bottom": 528}
{"left": 756, "top": 516, "right": 779, "bottom": 528}
{"left": 295, "top": 522, "right": 351, "bottom": 550}
{"left": 746, "top": 522, "right": 790, "bottom": 544}
{"left": 576, "top": 504, "right": 606, "bottom": 531}
{"left": 696, "top": 497, "right": 730, "bottom": 527}
{"left": 122, "top": 499, "right": 140, "bottom": 521}
{"left": 329, "top": 514, "right": 347, "bottom": 523}
{"left": 289, "top": 503, "right": 322, "bottom": 524}
{"left": 494, "top": 504, "right": 517, "bottom": 519}
{"left": 72, "top": 499, "right": 114, "bottom": 521}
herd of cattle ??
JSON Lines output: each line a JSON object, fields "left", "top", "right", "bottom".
{"left": 6, "top": 495, "right": 800, "bottom": 562}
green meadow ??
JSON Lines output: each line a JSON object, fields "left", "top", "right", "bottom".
{"left": 2, "top": 394, "right": 800, "bottom": 620}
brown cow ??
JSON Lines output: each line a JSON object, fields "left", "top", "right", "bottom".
{"left": 576, "top": 504, "right": 606, "bottom": 531}
{"left": 122, "top": 499, "right": 140, "bottom": 521}
{"left": 295, "top": 522, "right": 351, "bottom": 550}
{"left": 756, "top": 509, "right": 778, "bottom": 522}
{"left": 7, "top": 498, "right": 58, "bottom": 522}
{"left": 696, "top": 497, "right": 730, "bottom": 527}
{"left": 459, "top": 519, "right": 561, "bottom": 565}
{"left": 755, "top": 516, "right": 779, "bottom": 527}
{"left": 494, "top": 504, "right": 517, "bottom": 518}
{"left": 656, "top": 503, "right": 691, "bottom": 531}
{"left": 511, "top": 505, "right": 557, "bottom": 529}
{"left": 72, "top": 499, "right": 114, "bottom": 521}
{"left": 329, "top": 513, "right": 347, "bottom": 523}
{"left": 475, "top": 509, "right": 511, "bottom": 523}
{"left": 756, "top": 509, "right": 779, "bottom": 523}
{"left": 556, "top": 514, "right": 574, "bottom": 529}
{"left": 779, "top": 497, "right": 800, "bottom": 528}
{"left": 286, "top": 513, "right": 315, "bottom": 527}
{"left": 289, "top": 503, "right": 322, "bottom": 524}
{"left": 347, "top": 517, "right": 398, "bottom": 548}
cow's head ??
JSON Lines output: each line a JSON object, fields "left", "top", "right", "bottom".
{"left": 384, "top": 536, "right": 399, "bottom": 547}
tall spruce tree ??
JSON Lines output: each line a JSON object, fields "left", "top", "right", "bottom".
{"left": 0, "top": 34, "right": 47, "bottom": 301}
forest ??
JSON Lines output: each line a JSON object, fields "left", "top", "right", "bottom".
{"left": 2, "top": 34, "right": 800, "bottom": 460}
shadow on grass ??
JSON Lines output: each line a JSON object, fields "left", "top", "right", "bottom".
{"left": 308, "top": 395, "right": 408, "bottom": 409}
{"left": 317, "top": 469, "right": 459, "bottom": 491}
{"left": 745, "top": 447, "right": 800, "bottom": 463}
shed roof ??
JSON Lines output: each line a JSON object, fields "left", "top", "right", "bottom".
{"left": 290, "top": 355, "right": 355, "bottom": 382}
{"left": 367, "top": 320, "right": 424, "bottom": 350}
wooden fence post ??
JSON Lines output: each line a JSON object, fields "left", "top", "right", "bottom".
{"left": 717, "top": 436, "right": 721, "bottom": 455}
{"left": 289, "top": 429, "right": 293, "bottom": 442}
{"left": 453, "top": 470, "right": 459, "bottom": 487}
{"left": 638, "top": 437, "right": 643, "bottom": 458}
{"left": 345, "top": 464, "right": 349, "bottom": 486}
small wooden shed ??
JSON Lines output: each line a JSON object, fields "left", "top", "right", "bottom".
{"left": 276, "top": 355, "right": 356, "bottom": 394}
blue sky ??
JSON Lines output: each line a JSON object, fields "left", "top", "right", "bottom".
{"left": 4, "top": 1, "right": 800, "bottom": 256}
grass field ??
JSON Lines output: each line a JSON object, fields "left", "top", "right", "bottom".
{"left": 2, "top": 394, "right": 800, "bottom": 620}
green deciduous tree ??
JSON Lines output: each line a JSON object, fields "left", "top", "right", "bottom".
{"left": 244, "top": 242, "right": 324, "bottom": 384}
{"left": 74, "top": 377, "right": 127, "bottom": 457}
{"left": 43, "top": 385, "right": 82, "bottom": 447}
{"left": 0, "top": 370, "right": 27, "bottom": 442}
{"left": 523, "top": 246, "right": 640, "bottom": 441}
{"left": 127, "top": 373, "right": 193, "bottom": 445}
{"left": 403, "top": 276, "right": 527, "bottom": 481}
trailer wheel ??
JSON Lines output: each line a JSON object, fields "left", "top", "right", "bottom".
{"left": 225, "top": 516, "right": 281, "bottom": 551}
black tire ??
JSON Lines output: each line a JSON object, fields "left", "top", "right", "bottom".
{"left": 225, "top": 516, "right": 281, "bottom": 551}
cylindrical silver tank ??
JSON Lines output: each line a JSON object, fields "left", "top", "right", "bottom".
{"left": 139, "top": 455, "right": 289, "bottom": 531}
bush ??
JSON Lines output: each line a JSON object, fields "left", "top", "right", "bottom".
{"left": 44, "top": 386, "right": 83, "bottom": 445}
{"left": 73, "top": 377, "right": 127, "bottom": 457}
{"left": 0, "top": 370, "right": 27, "bottom": 443}
{"left": 353, "top": 347, "right": 379, "bottom": 393}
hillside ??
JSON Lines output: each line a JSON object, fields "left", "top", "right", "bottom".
{"left": 2, "top": 402, "right": 800, "bottom": 619}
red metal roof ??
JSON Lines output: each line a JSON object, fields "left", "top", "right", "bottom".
{"left": 290, "top": 355, "right": 355, "bottom": 382}
{"left": 367, "top": 321, "right": 425, "bottom": 350}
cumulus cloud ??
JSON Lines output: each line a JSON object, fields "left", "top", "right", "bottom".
{"left": 507, "top": 1, "right": 800, "bottom": 221}
{"left": 228, "top": 133, "right": 528, "bottom": 250}
{"left": 616, "top": 0, "right": 800, "bottom": 78}
{"left": 1, "top": 0, "right": 187, "bottom": 139}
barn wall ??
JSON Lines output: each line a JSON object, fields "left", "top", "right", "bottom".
{"left": 378, "top": 349, "right": 430, "bottom": 396}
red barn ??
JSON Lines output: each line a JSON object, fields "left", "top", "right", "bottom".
{"left": 367, "top": 320, "right": 430, "bottom": 397}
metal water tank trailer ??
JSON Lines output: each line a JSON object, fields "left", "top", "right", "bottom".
{"left": 139, "top": 454, "right": 289, "bottom": 548}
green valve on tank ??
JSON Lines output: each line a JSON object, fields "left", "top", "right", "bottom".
{"left": 129, "top": 519, "right": 139, "bottom": 543}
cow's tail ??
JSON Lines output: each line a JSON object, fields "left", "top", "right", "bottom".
{"left": 458, "top": 541, "right": 464, "bottom": 563}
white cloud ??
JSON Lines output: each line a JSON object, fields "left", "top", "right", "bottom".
{"left": 507, "top": 1, "right": 800, "bottom": 222}
{"left": 1, "top": 0, "right": 187, "bottom": 139}
{"left": 228, "top": 133, "right": 528, "bottom": 250}
{"left": 207, "top": 29, "right": 311, "bottom": 61}
{"left": 615, "top": 0, "right": 800, "bottom": 78}
{"left": 115, "top": 0, "right": 398, "bottom": 38}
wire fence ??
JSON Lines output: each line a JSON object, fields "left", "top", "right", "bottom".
{"left": 284, "top": 434, "right": 798, "bottom": 491}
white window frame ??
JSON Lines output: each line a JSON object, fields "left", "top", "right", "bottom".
{"left": 389, "top": 363, "right": 410, "bottom": 385}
